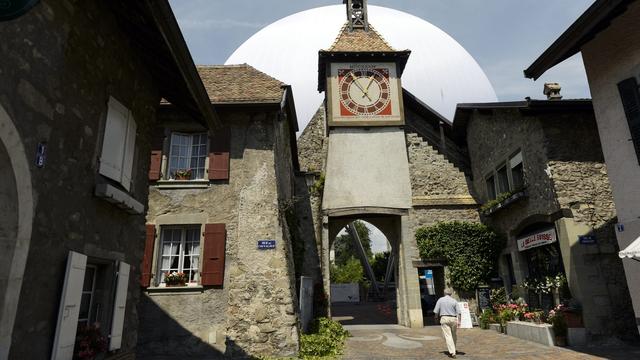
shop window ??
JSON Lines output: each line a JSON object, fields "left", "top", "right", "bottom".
{"left": 167, "top": 133, "right": 208, "bottom": 180}
{"left": 485, "top": 175, "right": 496, "bottom": 200}
{"left": 510, "top": 151, "right": 524, "bottom": 190}
{"left": 157, "top": 226, "right": 201, "bottom": 285}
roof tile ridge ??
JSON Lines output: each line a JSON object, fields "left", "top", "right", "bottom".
{"left": 196, "top": 64, "right": 249, "bottom": 69}
{"left": 327, "top": 22, "right": 350, "bottom": 51}
{"left": 368, "top": 24, "right": 395, "bottom": 51}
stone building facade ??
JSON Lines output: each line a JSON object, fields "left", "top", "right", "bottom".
{"left": 0, "top": 1, "right": 216, "bottom": 359}
{"left": 453, "top": 99, "right": 638, "bottom": 341}
{"left": 138, "top": 65, "right": 301, "bottom": 358}
{"left": 525, "top": 0, "right": 640, "bottom": 333}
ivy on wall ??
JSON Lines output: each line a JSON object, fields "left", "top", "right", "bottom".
{"left": 416, "top": 222, "right": 505, "bottom": 292}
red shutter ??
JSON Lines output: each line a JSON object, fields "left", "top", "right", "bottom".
{"left": 202, "top": 224, "right": 226, "bottom": 286}
{"left": 148, "top": 127, "right": 165, "bottom": 181}
{"left": 208, "top": 127, "right": 230, "bottom": 180}
{"left": 141, "top": 224, "right": 155, "bottom": 287}
{"left": 148, "top": 151, "right": 162, "bottom": 181}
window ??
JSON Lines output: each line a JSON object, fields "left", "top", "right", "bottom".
{"left": 496, "top": 165, "right": 509, "bottom": 194}
{"left": 510, "top": 151, "right": 524, "bottom": 190}
{"left": 485, "top": 175, "right": 496, "bottom": 200}
{"left": 167, "top": 133, "right": 208, "bottom": 180}
{"left": 99, "top": 97, "right": 137, "bottom": 191}
{"left": 78, "top": 265, "right": 97, "bottom": 327}
{"left": 157, "top": 226, "right": 201, "bottom": 285}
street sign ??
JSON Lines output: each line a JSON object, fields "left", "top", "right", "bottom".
{"left": 257, "top": 240, "right": 276, "bottom": 250}
{"left": 579, "top": 235, "right": 596, "bottom": 245}
{"left": 35, "top": 142, "right": 46, "bottom": 168}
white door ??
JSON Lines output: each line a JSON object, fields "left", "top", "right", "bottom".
{"left": 51, "top": 251, "right": 87, "bottom": 360}
{"left": 109, "top": 261, "right": 130, "bottom": 351}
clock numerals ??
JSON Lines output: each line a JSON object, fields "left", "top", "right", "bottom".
{"left": 339, "top": 68, "right": 391, "bottom": 117}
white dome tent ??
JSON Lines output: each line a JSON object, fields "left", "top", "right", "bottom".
{"left": 226, "top": 5, "right": 498, "bottom": 130}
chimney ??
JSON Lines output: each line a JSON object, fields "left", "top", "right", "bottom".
{"left": 544, "top": 83, "right": 562, "bottom": 100}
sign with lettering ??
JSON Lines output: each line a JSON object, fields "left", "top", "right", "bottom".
{"left": 477, "top": 286, "right": 491, "bottom": 311}
{"left": 35, "top": 142, "right": 46, "bottom": 168}
{"left": 458, "top": 302, "right": 473, "bottom": 329}
{"left": 257, "top": 240, "right": 276, "bottom": 250}
{"left": 579, "top": 235, "right": 597, "bottom": 245}
{"left": 517, "top": 228, "right": 557, "bottom": 252}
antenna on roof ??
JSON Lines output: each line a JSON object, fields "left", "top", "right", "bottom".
{"left": 343, "top": 0, "right": 369, "bottom": 31}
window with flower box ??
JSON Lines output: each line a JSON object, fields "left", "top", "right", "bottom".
{"left": 484, "top": 150, "right": 525, "bottom": 200}
{"left": 167, "top": 133, "right": 208, "bottom": 180}
{"left": 157, "top": 226, "right": 201, "bottom": 286}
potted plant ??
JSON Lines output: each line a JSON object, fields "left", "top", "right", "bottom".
{"left": 74, "top": 323, "right": 108, "bottom": 360}
{"left": 548, "top": 305, "right": 568, "bottom": 346}
{"left": 174, "top": 169, "right": 192, "bottom": 180}
{"left": 164, "top": 271, "right": 188, "bottom": 287}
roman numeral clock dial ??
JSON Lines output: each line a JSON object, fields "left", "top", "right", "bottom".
{"left": 339, "top": 68, "right": 392, "bottom": 116}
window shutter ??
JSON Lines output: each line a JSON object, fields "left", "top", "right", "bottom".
{"left": 109, "top": 261, "right": 130, "bottom": 351}
{"left": 148, "top": 128, "right": 165, "bottom": 181}
{"left": 120, "top": 114, "right": 137, "bottom": 191}
{"left": 618, "top": 77, "right": 640, "bottom": 164}
{"left": 99, "top": 98, "right": 128, "bottom": 182}
{"left": 141, "top": 225, "right": 155, "bottom": 287}
{"left": 202, "top": 224, "right": 226, "bottom": 286}
{"left": 51, "top": 251, "right": 87, "bottom": 360}
{"left": 208, "top": 127, "right": 230, "bottom": 180}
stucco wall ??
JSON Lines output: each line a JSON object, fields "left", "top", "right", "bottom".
{"left": 0, "top": 1, "right": 160, "bottom": 358}
{"left": 581, "top": 0, "right": 640, "bottom": 326}
{"left": 140, "top": 108, "right": 299, "bottom": 358}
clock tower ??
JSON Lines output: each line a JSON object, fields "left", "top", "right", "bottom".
{"left": 319, "top": 1, "right": 410, "bottom": 127}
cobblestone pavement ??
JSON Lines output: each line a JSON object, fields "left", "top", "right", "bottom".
{"left": 341, "top": 325, "right": 640, "bottom": 360}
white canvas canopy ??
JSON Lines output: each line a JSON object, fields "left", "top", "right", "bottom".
{"left": 619, "top": 236, "right": 640, "bottom": 260}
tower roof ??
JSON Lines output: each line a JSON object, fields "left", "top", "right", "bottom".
{"left": 327, "top": 22, "right": 395, "bottom": 52}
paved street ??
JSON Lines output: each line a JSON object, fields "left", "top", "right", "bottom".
{"left": 341, "top": 325, "right": 640, "bottom": 360}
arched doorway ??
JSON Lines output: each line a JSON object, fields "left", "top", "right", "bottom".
{"left": 0, "top": 104, "right": 34, "bottom": 357}
{"left": 329, "top": 219, "right": 397, "bottom": 325}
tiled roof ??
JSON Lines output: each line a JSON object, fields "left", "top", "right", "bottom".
{"left": 327, "top": 23, "right": 395, "bottom": 52}
{"left": 196, "top": 64, "right": 285, "bottom": 104}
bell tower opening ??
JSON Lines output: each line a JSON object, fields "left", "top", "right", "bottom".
{"left": 343, "top": 0, "right": 369, "bottom": 31}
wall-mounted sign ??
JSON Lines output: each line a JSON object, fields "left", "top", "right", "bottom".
{"left": 257, "top": 240, "right": 276, "bottom": 250}
{"left": 579, "top": 235, "right": 597, "bottom": 245}
{"left": 0, "top": 0, "right": 40, "bottom": 21}
{"left": 616, "top": 223, "right": 625, "bottom": 233}
{"left": 517, "top": 228, "right": 557, "bottom": 251}
{"left": 35, "top": 142, "right": 46, "bottom": 168}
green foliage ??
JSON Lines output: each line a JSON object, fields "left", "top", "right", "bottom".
{"left": 310, "top": 173, "right": 325, "bottom": 196}
{"left": 490, "top": 287, "right": 508, "bottom": 309}
{"left": 479, "top": 187, "right": 525, "bottom": 214}
{"left": 370, "top": 251, "right": 390, "bottom": 282}
{"left": 299, "top": 318, "right": 350, "bottom": 359}
{"left": 416, "top": 221, "right": 505, "bottom": 292}
{"left": 330, "top": 257, "right": 364, "bottom": 284}
{"left": 333, "top": 221, "right": 372, "bottom": 267}
{"left": 479, "top": 309, "right": 495, "bottom": 329}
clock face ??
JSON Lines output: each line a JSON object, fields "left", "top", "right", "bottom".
{"left": 338, "top": 68, "right": 392, "bottom": 116}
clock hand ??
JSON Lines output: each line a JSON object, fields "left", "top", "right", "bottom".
{"left": 363, "top": 76, "right": 376, "bottom": 98}
{"left": 350, "top": 73, "right": 372, "bottom": 101}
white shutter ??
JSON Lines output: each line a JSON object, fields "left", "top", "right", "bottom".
{"left": 51, "top": 251, "right": 87, "bottom": 360}
{"left": 99, "top": 97, "right": 128, "bottom": 182}
{"left": 120, "top": 114, "right": 137, "bottom": 191}
{"left": 109, "top": 261, "right": 130, "bottom": 351}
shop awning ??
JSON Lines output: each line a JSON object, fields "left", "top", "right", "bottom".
{"left": 619, "top": 236, "right": 640, "bottom": 260}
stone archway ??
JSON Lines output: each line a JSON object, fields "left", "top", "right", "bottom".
{"left": 0, "top": 104, "right": 34, "bottom": 357}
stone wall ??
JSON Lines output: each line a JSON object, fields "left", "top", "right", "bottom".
{"left": 297, "top": 105, "right": 328, "bottom": 173}
{"left": 140, "top": 108, "right": 299, "bottom": 358}
{"left": 0, "top": 1, "right": 160, "bottom": 358}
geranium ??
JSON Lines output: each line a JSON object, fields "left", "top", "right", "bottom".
{"left": 164, "top": 271, "right": 188, "bottom": 285}
{"left": 75, "top": 323, "right": 107, "bottom": 360}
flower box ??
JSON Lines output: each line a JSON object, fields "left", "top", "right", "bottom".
{"left": 506, "top": 321, "right": 555, "bottom": 347}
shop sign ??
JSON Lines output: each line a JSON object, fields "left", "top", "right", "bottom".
{"left": 458, "top": 302, "right": 473, "bottom": 329}
{"left": 477, "top": 286, "right": 491, "bottom": 311}
{"left": 517, "top": 228, "right": 557, "bottom": 251}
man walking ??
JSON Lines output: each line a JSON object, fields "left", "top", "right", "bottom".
{"left": 434, "top": 288, "right": 460, "bottom": 358}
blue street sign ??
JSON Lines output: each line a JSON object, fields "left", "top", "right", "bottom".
{"left": 616, "top": 223, "right": 625, "bottom": 233}
{"left": 257, "top": 240, "right": 276, "bottom": 250}
{"left": 35, "top": 142, "right": 46, "bottom": 168}
{"left": 579, "top": 235, "right": 597, "bottom": 245}
{"left": 424, "top": 269, "right": 433, "bottom": 279}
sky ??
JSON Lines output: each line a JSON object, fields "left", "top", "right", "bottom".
{"left": 169, "top": 0, "right": 595, "bottom": 253}
{"left": 170, "top": 0, "right": 594, "bottom": 103}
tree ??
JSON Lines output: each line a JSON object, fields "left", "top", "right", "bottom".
{"left": 371, "top": 251, "right": 390, "bottom": 282}
{"left": 333, "top": 220, "right": 372, "bottom": 266}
